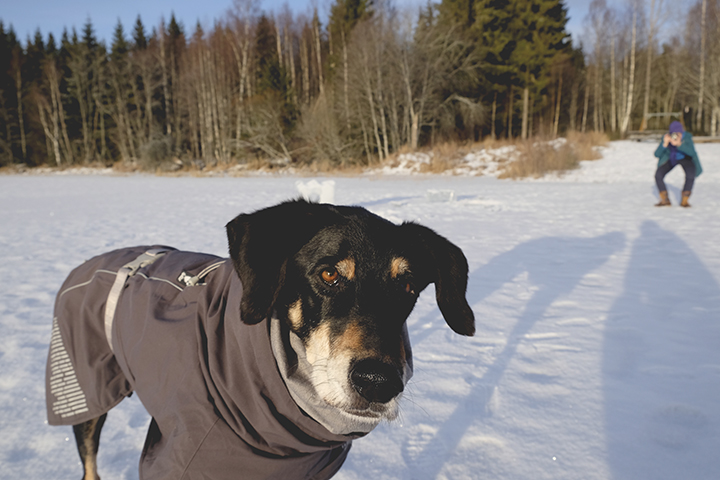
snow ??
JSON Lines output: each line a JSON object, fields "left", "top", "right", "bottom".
{"left": 367, "top": 144, "right": 521, "bottom": 177}
{"left": 1, "top": 139, "right": 719, "bottom": 479}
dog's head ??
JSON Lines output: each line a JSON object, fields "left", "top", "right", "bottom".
{"left": 226, "top": 200, "right": 474, "bottom": 423}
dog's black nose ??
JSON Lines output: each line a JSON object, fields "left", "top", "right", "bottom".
{"left": 350, "top": 359, "right": 404, "bottom": 404}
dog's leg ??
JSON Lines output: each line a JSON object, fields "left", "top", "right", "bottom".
{"left": 72, "top": 413, "right": 107, "bottom": 480}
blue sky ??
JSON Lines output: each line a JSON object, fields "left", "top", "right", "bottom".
{"left": 2, "top": 0, "right": 592, "bottom": 47}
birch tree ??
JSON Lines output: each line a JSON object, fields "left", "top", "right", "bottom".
{"left": 639, "top": 0, "right": 668, "bottom": 131}
{"left": 696, "top": 0, "right": 707, "bottom": 131}
{"left": 620, "top": 6, "right": 638, "bottom": 134}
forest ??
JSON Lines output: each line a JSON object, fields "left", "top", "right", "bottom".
{"left": 0, "top": 0, "right": 716, "bottom": 169}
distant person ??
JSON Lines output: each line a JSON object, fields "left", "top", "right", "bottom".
{"left": 653, "top": 121, "right": 703, "bottom": 207}
{"left": 683, "top": 106, "right": 693, "bottom": 132}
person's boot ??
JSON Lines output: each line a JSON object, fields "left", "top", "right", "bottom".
{"left": 655, "top": 190, "right": 671, "bottom": 207}
{"left": 680, "top": 191, "right": 692, "bottom": 208}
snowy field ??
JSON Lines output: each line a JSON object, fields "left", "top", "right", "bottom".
{"left": 1, "top": 140, "right": 719, "bottom": 480}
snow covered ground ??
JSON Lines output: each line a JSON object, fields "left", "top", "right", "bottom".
{"left": 1, "top": 140, "right": 719, "bottom": 479}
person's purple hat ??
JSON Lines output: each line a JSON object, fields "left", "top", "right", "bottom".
{"left": 669, "top": 121, "right": 684, "bottom": 133}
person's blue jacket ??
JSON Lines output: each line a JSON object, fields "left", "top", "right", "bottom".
{"left": 654, "top": 133, "right": 703, "bottom": 176}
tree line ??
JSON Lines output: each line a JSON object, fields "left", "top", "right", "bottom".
{"left": 582, "top": 0, "right": 720, "bottom": 137}
{"left": 0, "top": 0, "right": 714, "bottom": 169}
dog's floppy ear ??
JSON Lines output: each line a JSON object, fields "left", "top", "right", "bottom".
{"left": 401, "top": 222, "right": 475, "bottom": 336}
{"left": 226, "top": 200, "right": 329, "bottom": 324}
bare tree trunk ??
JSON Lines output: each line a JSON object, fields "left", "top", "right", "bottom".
{"left": 553, "top": 74, "right": 563, "bottom": 137}
{"left": 521, "top": 85, "right": 529, "bottom": 140}
{"left": 301, "top": 35, "right": 310, "bottom": 104}
{"left": 399, "top": 36, "right": 417, "bottom": 149}
{"left": 640, "top": 0, "right": 663, "bottom": 132}
{"left": 231, "top": 16, "right": 251, "bottom": 144}
{"left": 570, "top": 76, "right": 578, "bottom": 131}
{"left": 593, "top": 64, "right": 598, "bottom": 131}
{"left": 697, "top": 0, "right": 707, "bottom": 132}
{"left": 78, "top": 82, "right": 91, "bottom": 162}
{"left": 37, "top": 95, "right": 61, "bottom": 165}
{"left": 357, "top": 98, "right": 372, "bottom": 163}
{"left": 528, "top": 91, "right": 534, "bottom": 137}
{"left": 275, "top": 19, "right": 283, "bottom": 67}
{"left": 196, "top": 45, "right": 211, "bottom": 161}
{"left": 313, "top": 12, "right": 324, "bottom": 97}
{"left": 285, "top": 26, "right": 296, "bottom": 105}
{"left": 610, "top": 34, "right": 617, "bottom": 132}
{"left": 620, "top": 9, "right": 637, "bottom": 135}
{"left": 342, "top": 29, "right": 350, "bottom": 130}
{"left": 374, "top": 35, "right": 390, "bottom": 158}
{"left": 621, "top": 53, "right": 628, "bottom": 129}
{"left": 491, "top": 92, "right": 497, "bottom": 139}
{"left": 111, "top": 80, "right": 131, "bottom": 161}
{"left": 46, "top": 60, "right": 74, "bottom": 163}
{"left": 13, "top": 65, "right": 27, "bottom": 160}
{"left": 507, "top": 85, "right": 513, "bottom": 139}
{"left": 171, "top": 42, "right": 180, "bottom": 151}
{"left": 144, "top": 63, "right": 153, "bottom": 141}
{"left": 582, "top": 69, "right": 590, "bottom": 133}
{"left": 159, "top": 20, "right": 172, "bottom": 136}
{"left": 360, "top": 46, "right": 384, "bottom": 161}
{"left": 207, "top": 49, "right": 222, "bottom": 162}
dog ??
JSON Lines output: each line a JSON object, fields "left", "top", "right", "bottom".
{"left": 46, "top": 200, "right": 474, "bottom": 480}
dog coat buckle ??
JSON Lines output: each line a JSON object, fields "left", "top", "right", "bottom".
{"left": 103, "top": 248, "right": 170, "bottom": 352}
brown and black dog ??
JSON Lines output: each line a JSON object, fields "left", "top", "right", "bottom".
{"left": 48, "top": 200, "right": 474, "bottom": 479}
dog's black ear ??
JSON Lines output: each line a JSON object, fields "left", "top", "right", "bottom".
{"left": 226, "top": 200, "right": 330, "bottom": 324}
{"left": 401, "top": 222, "right": 475, "bottom": 336}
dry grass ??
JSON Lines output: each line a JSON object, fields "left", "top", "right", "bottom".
{"left": 8, "top": 131, "right": 611, "bottom": 177}
{"left": 566, "top": 130, "right": 609, "bottom": 161}
{"left": 417, "top": 141, "right": 483, "bottom": 173}
{"left": 498, "top": 141, "right": 578, "bottom": 179}
{"left": 478, "top": 136, "right": 516, "bottom": 150}
{"left": 498, "top": 131, "right": 610, "bottom": 179}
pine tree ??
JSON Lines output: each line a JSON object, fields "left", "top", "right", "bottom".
{"left": 81, "top": 18, "right": 99, "bottom": 58}
{"left": 168, "top": 13, "right": 184, "bottom": 39}
{"left": 255, "top": 14, "right": 284, "bottom": 95}
{"left": 329, "top": 0, "right": 372, "bottom": 41}
{"left": 0, "top": 22, "right": 21, "bottom": 164}
{"left": 108, "top": 19, "right": 134, "bottom": 161}
{"left": 111, "top": 20, "right": 129, "bottom": 62}
{"left": 473, "top": 0, "right": 570, "bottom": 138}
{"left": 513, "top": 0, "right": 570, "bottom": 138}
{"left": 438, "top": 0, "right": 475, "bottom": 26}
{"left": 133, "top": 16, "right": 148, "bottom": 51}
{"left": 46, "top": 33, "right": 57, "bottom": 57}
{"left": 25, "top": 29, "right": 46, "bottom": 84}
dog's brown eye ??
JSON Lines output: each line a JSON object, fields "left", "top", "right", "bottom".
{"left": 405, "top": 282, "right": 415, "bottom": 294}
{"left": 321, "top": 269, "right": 339, "bottom": 285}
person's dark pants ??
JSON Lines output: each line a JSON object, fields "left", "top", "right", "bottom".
{"left": 655, "top": 159, "right": 696, "bottom": 193}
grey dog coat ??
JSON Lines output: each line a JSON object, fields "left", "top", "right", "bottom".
{"left": 46, "top": 246, "right": 361, "bottom": 480}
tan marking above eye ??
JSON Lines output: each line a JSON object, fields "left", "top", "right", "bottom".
{"left": 335, "top": 258, "right": 356, "bottom": 280}
{"left": 390, "top": 257, "right": 410, "bottom": 279}
{"left": 321, "top": 268, "right": 339, "bottom": 284}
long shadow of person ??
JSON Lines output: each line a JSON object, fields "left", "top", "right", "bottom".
{"left": 603, "top": 221, "right": 720, "bottom": 480}
{"left": 404, "top": 231, "right": 625, "bottom": 478}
